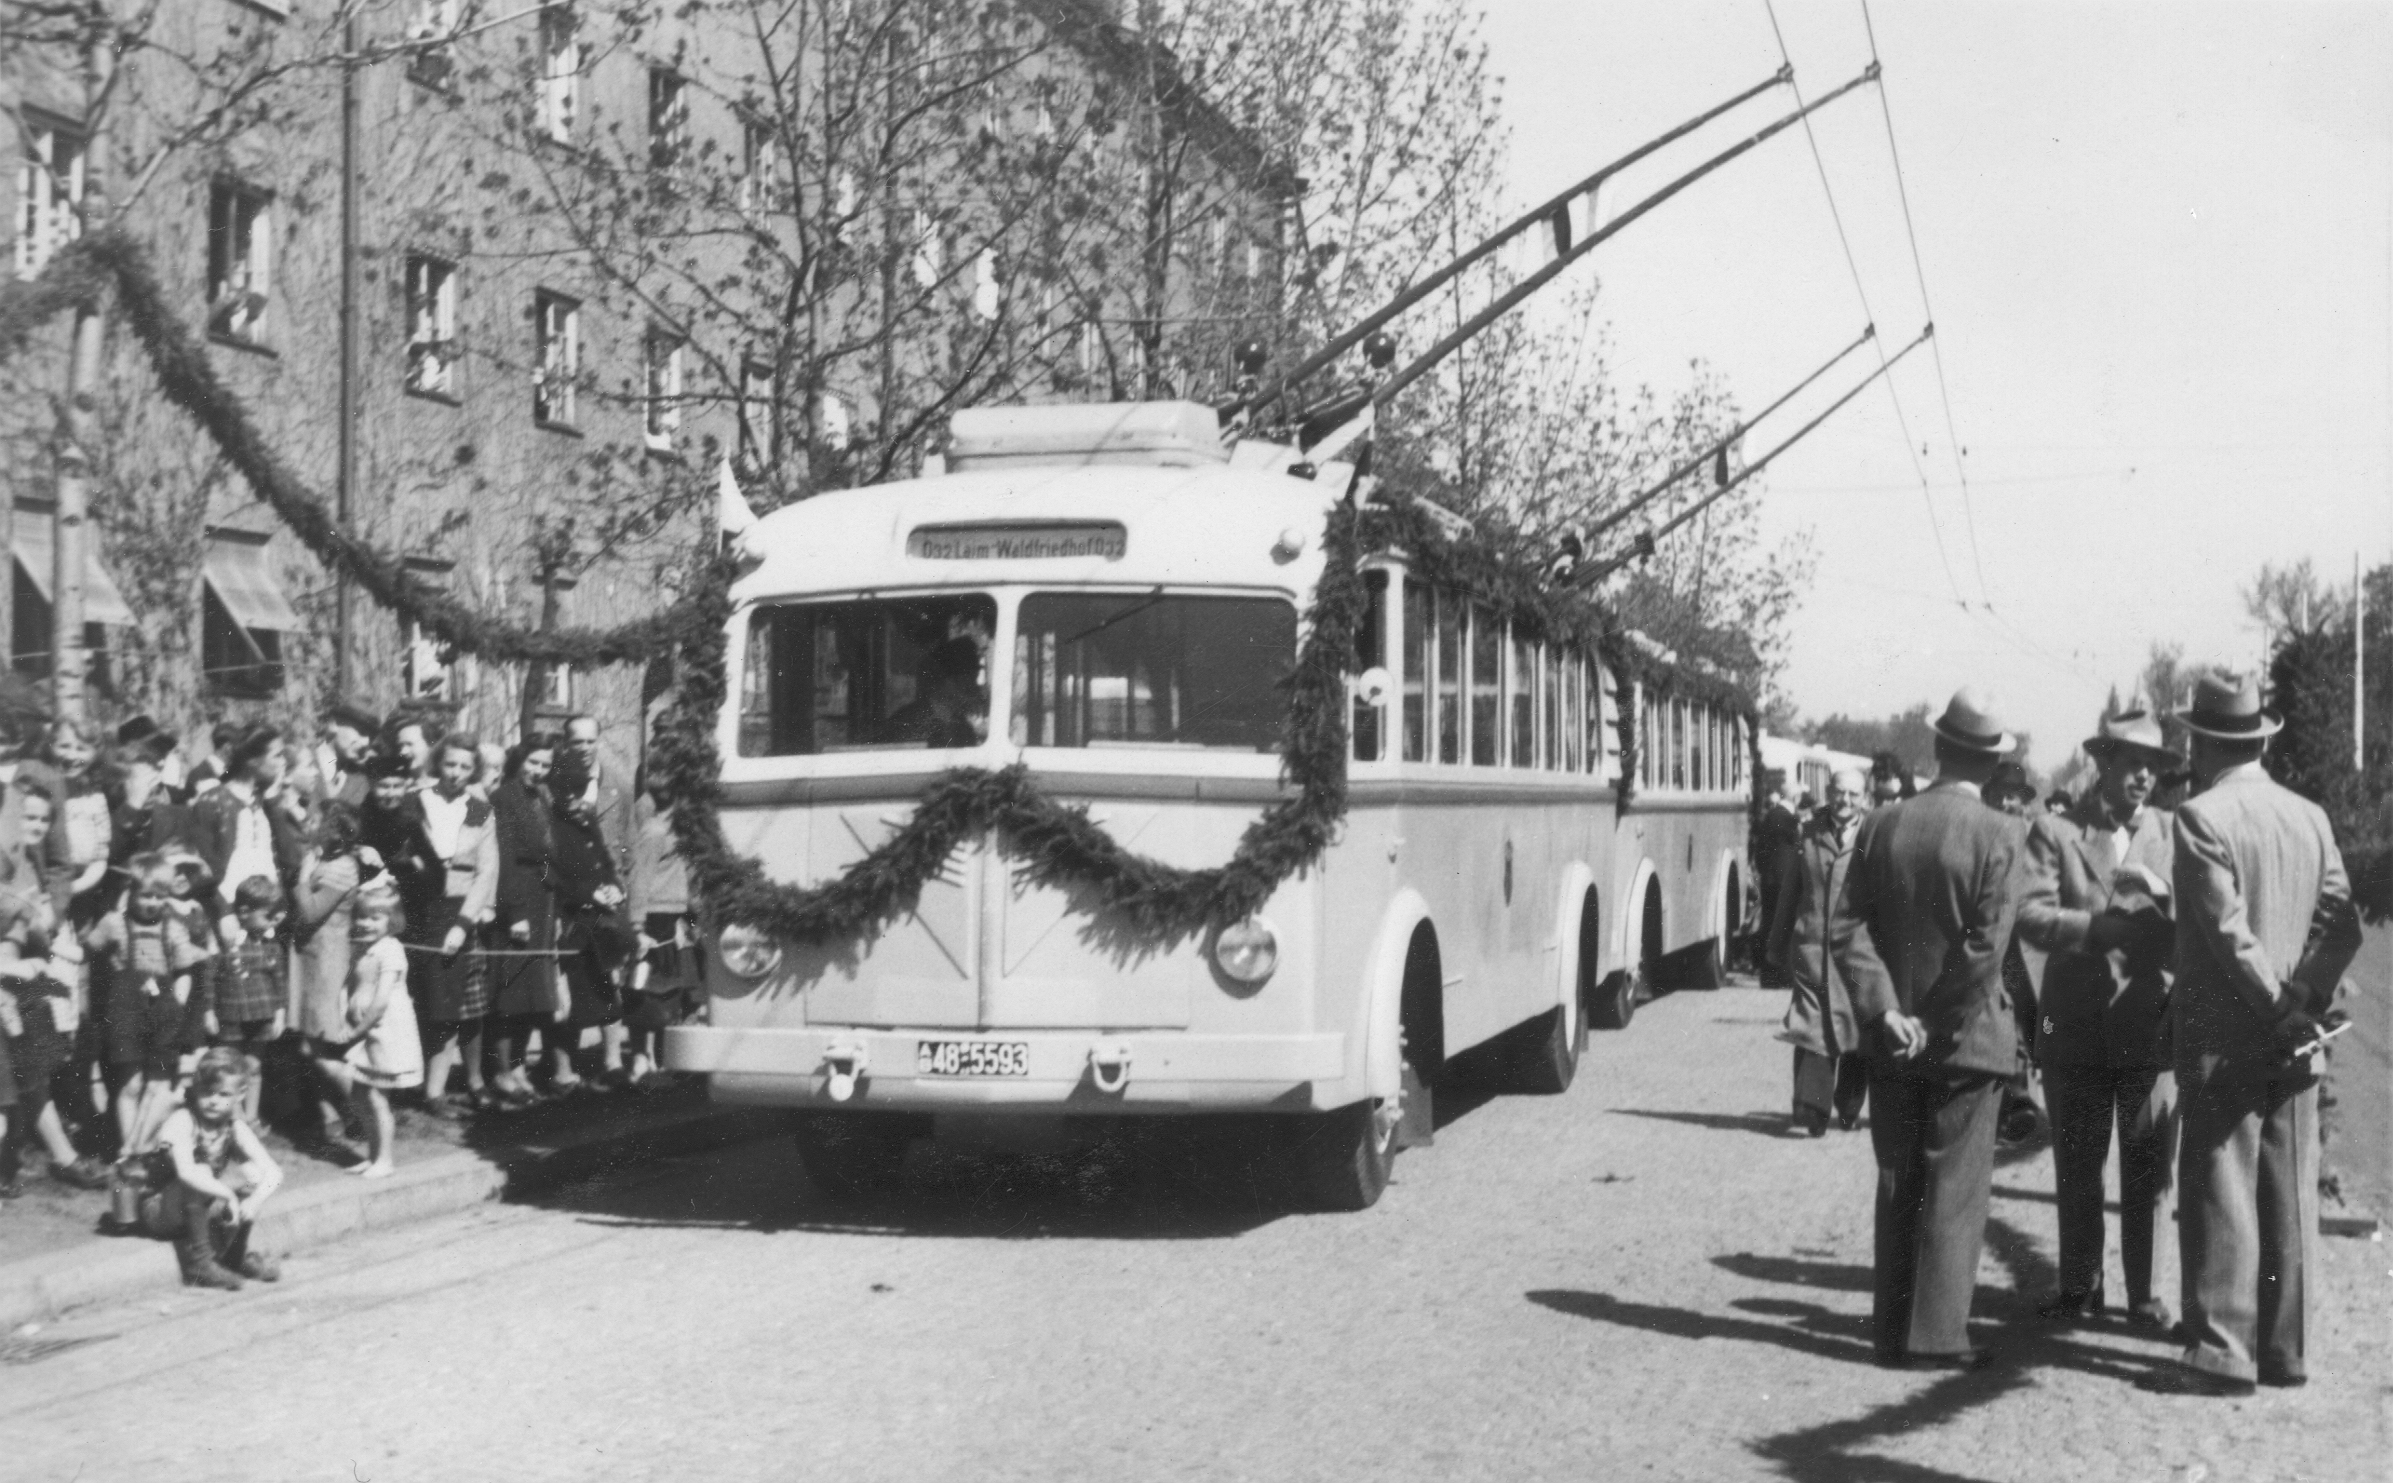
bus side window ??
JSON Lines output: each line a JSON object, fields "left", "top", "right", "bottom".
{"left": 1353, "top": 571, "right": 1387, "bottom": 762}
{"left": 1402, "top": 578, "right": 1429, "bottom": 762}
{"left": 1471, "top": 606, "right": 1500, "bottom": 766}
{"left": 1589, "top": 658, "right": 1609, "bottom": 776}
{"left": 1437, "top": 589, "right": 1463, "bottom": 764}
{"left": 1509, "top": 628, "right": 1535, "bottom": 769}
{"left": 1543, "top": 642, "right": 1562, "bottom": 770}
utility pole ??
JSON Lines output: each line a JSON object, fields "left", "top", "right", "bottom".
{"left": 51, "top": 4, "right": 114, "bottom": 727}
{"left": 333, "top": 13, "right": 362, "bottom": 698}
{"left": 2356, "top": 552, "right": 2367, "bottom": 770}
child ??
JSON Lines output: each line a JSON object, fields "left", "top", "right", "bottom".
{"left": 86, "top": 853, "right": 204, "bottom": 1157}
{"left": 138, "top": 1047, "right": 283, "bottom": 1289}
{"left": 313, "top": 875, "right": 417, "bottom": 1178}
{"left": 161, "top": 851, "right": 222, "bottom": 1068}
{"left": 214, "top": 875, "right": 288, "bottom": 1127}
{"left": 0, "top": 790, "right": 108, "bottom": 1192}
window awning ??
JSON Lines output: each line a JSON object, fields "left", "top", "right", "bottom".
{"left": 203, "top": 529, "right": 303, "bottom": 632}
{"left": 11, "top": 513, "right": 136, "bottom": 627}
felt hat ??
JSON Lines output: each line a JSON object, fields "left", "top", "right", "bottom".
{"left": 114, "top": 713, "right": 161, "bottom": 749}
{"left": 1929, "top": 686, "right": 2015, "bottom": 755}
{"left": 2175, "top": 667, "right": 2283, "bottom": 741}
{"left": 325, "top": 701, "right": 382, "bottom": 737}
{"left": 2083, "top": 704, "right": 2176, "bottom": 765}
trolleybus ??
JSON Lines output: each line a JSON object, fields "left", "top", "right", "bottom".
{"left": 665, "top": 401, "right": 1752, "bottom": 1209}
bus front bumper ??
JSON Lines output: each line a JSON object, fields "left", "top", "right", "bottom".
{"left": 663, "top": 1025, "right": 1348, "bottom": 1113}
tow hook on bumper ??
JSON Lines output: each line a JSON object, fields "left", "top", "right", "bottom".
{"left": 1088, "top": 1041, "right": 1133, "bottom": 1095}
{"left": 823, "top": 1039, "right": 868, "bottom": 1103}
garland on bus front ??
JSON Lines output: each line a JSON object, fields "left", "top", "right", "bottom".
{"left": 646, "top": 502, "right": 1367, "bottom": 944}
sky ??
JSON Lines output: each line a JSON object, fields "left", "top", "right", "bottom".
{"left": 1474, "top": 0, "right": 2392, "bottom": 769}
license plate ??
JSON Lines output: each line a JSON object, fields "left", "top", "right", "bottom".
{"left": 915, "top": 1039, "right": 1030, "bottom": 1077}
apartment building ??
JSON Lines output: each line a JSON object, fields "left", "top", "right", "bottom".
{"left": 0, "top": 0, "right": 1293, "bottom": 760}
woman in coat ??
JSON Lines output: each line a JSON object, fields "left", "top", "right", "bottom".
{"left": 401, "top": 735, "right": 501, "bottom": 1116}
{"left": 485, "top": 737, "right": 559, "bottom": 1107}
{"left": 1765, "top": 765, "right": 1868, "bottom": 1136}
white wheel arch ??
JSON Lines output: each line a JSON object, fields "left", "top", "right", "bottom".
{"left": 1352, "top": 888, "right": 1435, "bottom": 1106}
{"left": 1613, "top": 855, "right": 1661, "bottom": 971}
{"left": 1549, "top": 861, "right": 1598, "bottom": 1018}
{"left": 1708, "top": 847, "right": 1746, "bottom": 941}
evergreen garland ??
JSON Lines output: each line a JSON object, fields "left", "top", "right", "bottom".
{"left": 646, "top": 504, "right": 1364, "bottom": 943}
{"left": 0, "top": 232, "right": 1765, "bottom": 948}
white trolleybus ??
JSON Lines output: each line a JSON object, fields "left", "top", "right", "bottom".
{"left": 665, "top": 401, "right": 1753, "bottom": 1209}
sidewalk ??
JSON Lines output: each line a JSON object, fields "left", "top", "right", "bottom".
{"left": 0, "top": 1082, "right": 778, "bottom": 1330}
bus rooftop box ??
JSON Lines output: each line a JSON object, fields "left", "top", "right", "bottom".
{"left": 947, "top": 401, "right": 1228, "bottom": 472}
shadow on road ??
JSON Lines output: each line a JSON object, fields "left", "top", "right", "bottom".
{"left": 515, "top": 1124, "right": 1301, "bottom": 1242}
{"left": 1530, "top": 1213, "right": 2186, "bottom": 1482}
{"left": 1611, "top": 1108, "right": 1818, "bottom": 1140}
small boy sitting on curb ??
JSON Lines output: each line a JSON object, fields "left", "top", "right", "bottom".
{"left": 138, "top": 1047, "right": 284, "bottom": 1289}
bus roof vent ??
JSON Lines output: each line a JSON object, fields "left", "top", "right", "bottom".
{"left": 947, "top": 401, "right": 1229, "bottom": 472}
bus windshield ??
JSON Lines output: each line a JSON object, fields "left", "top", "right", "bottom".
{"left": 1011, "top": 591, "right": 1296, "bottom": 752}
{"left": 739, "top": 595, "right": 996, "bottom": 756}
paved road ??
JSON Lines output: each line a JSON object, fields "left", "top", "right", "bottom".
{"left": 8, "top": 988, "right": 2387, "bottom": 1483}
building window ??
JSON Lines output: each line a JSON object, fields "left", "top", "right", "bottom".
{"left": 539, "top": 5, "right": 580, "bottom": 143}
{"left": 738, "top": 357, "right": 777, "bottom": 466}
{"left": 909, "top": 209, "right": 942, "bottom": 289}
{"left": 14, "top": 114, "right": 85, "bottom": 278}
{"left": 971, "top": 248, "right": 1001, "bottom": 321}
{"left": 532, "top": 290, "right": 578, "bottom": 426}
{"left": 401, "top": 558, "right": 461, "bottom": 701}
{"left": 648, "top": 68, "right": 687, "bottom": 169}
{"left": 407, "top": 0, "right": 460, "bottom": 90}
{"left": 404, "top": 255, "right": 458, "bottom": 398}
{"left": 206, "top": 180, "right": 273, "bottom": 346}
{"left": 10, "top": 496, "right": 131, "bottom": 680}
{"left": 643, "top": 332, "right": 684, "bottom": 450}
{"left": 740, "top": 118, "right": 781, "bottom": 211}
{"left": 201, "top": 529, "right": 300, "bottom": 700}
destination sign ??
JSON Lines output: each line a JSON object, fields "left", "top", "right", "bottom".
{"left": 907, "top": 522, "right": 1126, "bottom": 561}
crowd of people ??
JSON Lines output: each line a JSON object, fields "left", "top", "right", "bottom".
{"left": 1753, "top": 671, "right": 2362, "bottom": 1394}
{"left": 0, "top": 700, "right": 699, "bottom": 1290}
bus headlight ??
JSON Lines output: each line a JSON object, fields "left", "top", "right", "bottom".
{"left": 1213, "top": 916, "right": 1279, "bottom": 984}
{"left": 717, "top": 923, "right": 783, "bottom": 980}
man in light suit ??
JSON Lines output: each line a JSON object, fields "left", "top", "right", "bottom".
{"left": 1832, "top": 688, "right": 2025, "bottom": 1369}
{"left": 2165, "top": 669, "right": 2360, "bottom": 1395}
{"left": 2018, "top": 706, "right": 2181, "bottom": 1329}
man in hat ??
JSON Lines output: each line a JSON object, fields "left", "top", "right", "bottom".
{"left": 1766, "top": 764, "right": 1868, "bottom": 1135}
{"left": 317, "top": 703, "right": 381, "bottom": 813}
{"left": 2017, "top": 705, "right": 2182, "bottom": 1329}
{"left": 1752, "top": 768, "right": 1803, "bottom": 989}
{"left": 1831, "top": 687, "right": 2025, "bottom": 1369}
{"left": 185, "top": 725, "right": 304, "bottom": 926}
{"left": 2164, "top": 668, "right": 2360, "bottom": 1394}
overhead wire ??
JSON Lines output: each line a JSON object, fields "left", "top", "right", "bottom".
{"left": 1763, "top": 0, "right": 2111, "bottom": 696}
{"left": 1758, "top": 0, "right": 1966, "bottom": 613}
{"left": 1861, "top": 0, "right": 1992, "bottom": 608}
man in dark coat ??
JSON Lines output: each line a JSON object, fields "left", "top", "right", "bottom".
{"left": 182, "top": 726, "right": 304, "bottom": 922}
{"left": 1751, "top": 769, "right": 1803, "bottom": 990}
{"left": 1831, "top": 687, "right": 2025, "bottom": 1369}
{"left": 1766, "top": 764, "right": 1867, "bottom": 1135}
{"left": 2017, "top": 705, "right": 2181, "bottom": 1329}
{"left": 2164, "top": 669, "right": 2361, "bottom": 1395}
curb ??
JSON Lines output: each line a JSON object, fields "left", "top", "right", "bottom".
{"left": 0, "top": 1102, "right": 782, "bottom": 1331}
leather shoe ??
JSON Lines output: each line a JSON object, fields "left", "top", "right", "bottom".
{"left": 2124, "top": 1297, "right": 2175, "bottom": 1333}
{"left": 2146, "top": 1367, "right": 2256, "bottom": 1397}
{"left": 2034, "top": 1288, "right": 2104, "bottom": 1323}
{"left": 2258, "top": 1370, "right": 2307, "bottom": 1389}
{"left": 1884, "top": 1348, "right": 1993, "bottom": 1371}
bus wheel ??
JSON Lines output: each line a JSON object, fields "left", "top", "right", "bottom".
{"left": 1511, "top": 974, "right": 1585, "bottom": 1094}
{"left": 1588, "top": 969, "right": 1638, "bottom": 1031}
{"left": 792, "top": 1112, "right": 915, "bottom": 1200}
{"left": 1293, "top": 1098, "right": 1399, "bottom": 1212}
